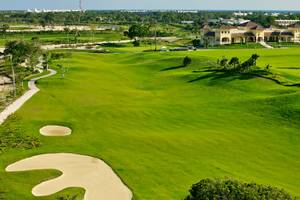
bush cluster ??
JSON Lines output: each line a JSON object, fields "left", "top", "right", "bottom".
{"left": 185, "top": 178, "right": 295, "bottom": 200}
{"left": 217, "top": 54, "right": 260, "bottom": 73}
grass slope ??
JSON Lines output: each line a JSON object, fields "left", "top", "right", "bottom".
{"left": 1, "top": 48, "right": 300, "bottom": 199}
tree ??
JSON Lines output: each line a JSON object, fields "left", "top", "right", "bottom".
{"left": 192, "top": 38, "right": 201, "bottom": 48}
{"left": 228, "top": 57, "right": 240, "bottom": 68}
{"left": 132, "top": 40, "right": 140, "bottom": 47}
{"left": 238, "top": 54, "right": 260, "bottom": 72}
{"left": 39, "top": 19, "right": 46, "bottom": 29}
{"left": 90, "top": 24, "right": 97, "bottom": 43}
{"left": 183, "top": 56, "right": 192, "bottom": 67}
{"left": 42, "top": 52, "right": 52, "bottom": 70}
{"left": 202, "top": 37, "right": 210, "bottom": 49}
{"left": 72, "top": 29, "right": 80, "bottom": 43}
{"left": 185, "top": 178, "right": 295, "bottom": 200}
{"left": 64, "top": 27, "right": 71, "bottom": 45}
{"left": 219, "top": 57, "right": 228, "bottom": 68}
{"left": 251, "top": 53, "right": 260, "bottom": 66}
{"left": 127, "top": 24, "right": 150, "bottom": 39}
{"left": 4, "top": 40, "right": 41, "bottom": 68}
{"left": 1, "top": 24, "right": 9, "bottom": 34}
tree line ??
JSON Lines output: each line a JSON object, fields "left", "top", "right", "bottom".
{"left": 1, "top": 10, "right": 298, "bottom": 27}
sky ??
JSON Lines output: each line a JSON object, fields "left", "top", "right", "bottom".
{"left": 1, "top": 0, "right": 300, "bottom": 11}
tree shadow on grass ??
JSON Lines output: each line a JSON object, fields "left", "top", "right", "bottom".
{"left": 188, "top": 71, "right": 254, "bottom": 84}
{"left": 161, "top": 65, "right": 185, "bottom": 71}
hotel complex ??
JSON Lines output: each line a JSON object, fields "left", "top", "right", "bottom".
{"left": 202, "top": 21, "right": 300, "bottom": 45}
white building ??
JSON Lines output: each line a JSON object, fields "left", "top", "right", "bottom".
{"left": 233, "top": 12, "right": 252, "bottom": 17}
{"left": 275, "top": 20, "right": 300, "bottom": 27}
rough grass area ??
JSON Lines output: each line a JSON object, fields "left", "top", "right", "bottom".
{"left": 1, "top": 48, "right": 300, "bottom": 199}
{"left": 0, "top": 116, "right": 40, "bottom": 153}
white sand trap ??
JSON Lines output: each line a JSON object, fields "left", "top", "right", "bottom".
{"left": 39, "top": 125, "right": 72, "bottom": 136}
{"left": 6, "top": 153, "right": 132, "bottom": 200}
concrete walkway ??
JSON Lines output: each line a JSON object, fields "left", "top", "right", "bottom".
{"left": 0, "top": 68, "right": 56, "bottom": 125}
{"left": 259, "top": 41, "right": 274, "bottom": 49}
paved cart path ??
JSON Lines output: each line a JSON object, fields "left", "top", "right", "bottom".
{"left": 0, "top": 69, "right": 56, "bottom": 124}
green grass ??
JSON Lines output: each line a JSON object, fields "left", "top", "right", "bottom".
{"left": 1, "top": 48, "right": 300, "bottom": 199}
{"left": 268, "top": 42, "right": 300, "bottom": 48}
{"left": 0, "top": 31, "right": 126, "bottom": 46}
{"left": 209, "top": 43, "right": 265, "bottom": 49}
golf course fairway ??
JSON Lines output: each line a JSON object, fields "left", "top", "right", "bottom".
{"left": 1, "top": 48, "right": 300, "bottom": 199}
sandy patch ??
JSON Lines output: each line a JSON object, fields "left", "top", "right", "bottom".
{"left": 6, "top": 153, "right": 132, "bottom": 200}
{"left": 39, "top": 125, "right": 72, "bottom": 136}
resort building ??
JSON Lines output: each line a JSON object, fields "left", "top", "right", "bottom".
{"left": 202, "top": 21, "right": 300, "bottom": 45}
{"left": 275, "top": 19, "right": 300, "bottom": 27}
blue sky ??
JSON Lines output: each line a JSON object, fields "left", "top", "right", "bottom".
{"left": 1, "top": 0, "right": 300, "bottom": 10}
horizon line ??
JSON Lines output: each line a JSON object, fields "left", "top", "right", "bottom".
{"left": 1, "top": 9, "right": 300, "bottom": 12}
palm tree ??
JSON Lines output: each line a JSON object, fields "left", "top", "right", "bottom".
{"left": 251, "top": 54, "right": 260, "bottom": 66}
{"left": 229, "top": 57, "right": 240, "bottom": 69}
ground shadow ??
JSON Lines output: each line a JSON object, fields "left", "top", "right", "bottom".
{"left": 277, "top": 67, "right": 300, "bottom": 70}
{"left": 189, "top": 69, "right": 300, "bottom": 87}
{"left": 188, "top": 71, "right": 253, "bottom": 83}
{"left": 161, "top": 65, "right": 185, "bottom": 71}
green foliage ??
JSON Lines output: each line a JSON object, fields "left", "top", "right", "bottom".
{"left": 217, "top": 54, "right": 260, "bottom": 73}
{"left": 228, "top": 57, "right": 240, "bottom": 68}
{"left": 238, "top": 54, "right": 260, "bottom": 72}
{"left": 183, "top": 56, "right": 192, "bottom": 66}
{"left": 4, "top": 40, "right": 41, "bottom": 67}
{"left": 0, "top": 116, "right": 40, "bottom": 153}
{"left": 185, "top": 178, "right": 295, "bottom": 200}
{"left": 51, "top": 52, "right": 72, "bottom": 60}
{"left": 127, "top": 24, "right": 150, "bottom": 39}
{"left": 0, "top": 24, "right": 9, "bottom": 33}
{"left": 132, "top": 40, "right": 140, "bottom": 47}
{"left": 219, "top": 57, "right": 228, "bottom": 68}
{"left": 192, "top": 38, "right": 201, "bottom": 48}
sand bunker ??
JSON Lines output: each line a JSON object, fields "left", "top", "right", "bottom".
{"left": 6, "top": 153, "right": 132, "bottom": 200}
{"left": 39, "top": 125, "right": 72, "bottom": 136}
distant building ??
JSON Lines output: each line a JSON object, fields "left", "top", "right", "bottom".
{"left": 176, "top": 10, "right": 198, "bottom": 13}
{"left": 264, "top": 12, "right": 280, "bottom": 17}
{"left": 27, "top": 8, "right": 83, "bottom": 13}
{"left": 275, "top": 19, "right": 300, "bottom": 27}
{"left": 233, "top": 12, "right": 252, "bottom": 17}
{"left": 220, "top": 18, "right": 250, "bottom": 25}
{"left": 181, "top": 21, "right": 194, "bottom": 24}
{"left": 202, "top": 21, "right": 300, "bottom": 45}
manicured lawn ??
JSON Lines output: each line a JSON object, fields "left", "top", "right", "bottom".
{"left": 268, "top": 42, "right": 300, "bottom": 48}
{"left": 1, "top": 48, "right": 300, "bottom": 199}
{"left": 209, "top": 43, "right": 265, "bottom": 49}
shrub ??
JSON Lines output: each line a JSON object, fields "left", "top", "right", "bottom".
{"left": 133, "top": 40, "right": 140, "bottom": 47}
{"left": 51, "top": 52, "right": 72, "bottom": 60}
{"left": 185, "top": 178, "right": 295, "bottom": 200}
{"left": 192, "top": 39, "right": 201, "bottom": 48}
{"left": 183, "top": 56, "right": 192, "bottom": 67}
